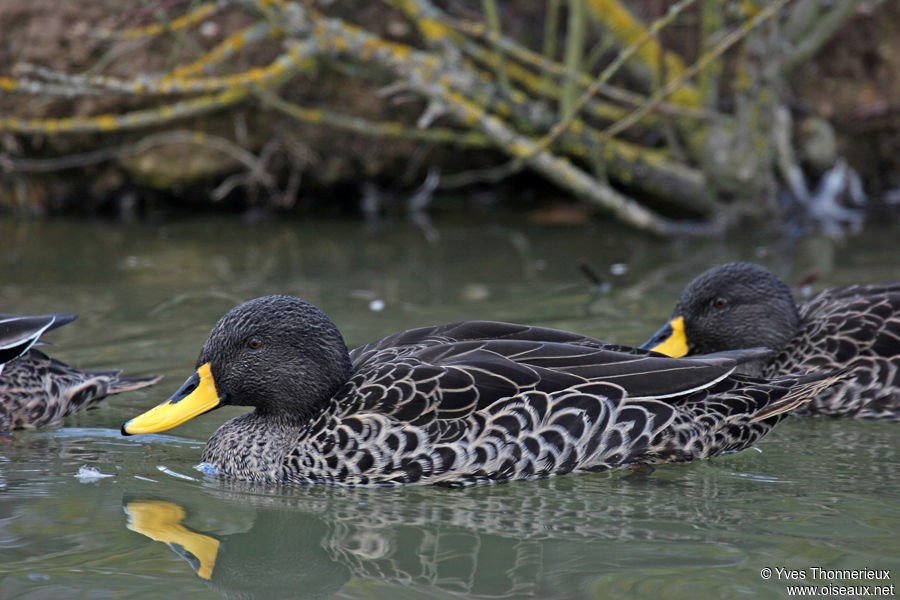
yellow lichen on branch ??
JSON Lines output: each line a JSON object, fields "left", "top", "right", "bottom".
{"left": 276, "top": 7, "right": 709, "bottom": 234}
{"left": 95, "top": 3, "right": 220, "bottom": 40}
{"left": 0, "top": 88, "right": 251, "bottom": 134}
{"left": 381, "top": 0, "right": 711, "bottom": 213}
{"left": 584, "top": 0, "right": 701, "bottom": 107}
{"left": 8, "top": 43, "right": 314, "bottom": 99}
{"left": 171, "top": 23, "right": 281, "bottom": 79}
{"left": 601, "top": 0, "right": 792, "bottom": 141}
{"left": 260, "top": 93, "right": 493, "bottom": 147}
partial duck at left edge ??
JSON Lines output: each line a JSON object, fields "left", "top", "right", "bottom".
{"left": 1, "top": 312, "right": 161, "bottom": 431}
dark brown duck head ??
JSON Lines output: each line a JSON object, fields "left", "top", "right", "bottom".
{"left": 123, "top": 295, "right": 353, "bottom": 435}
{"left": 641, "top": 262, "right": 802, "bottom": 357}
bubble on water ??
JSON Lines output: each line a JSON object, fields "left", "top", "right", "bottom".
{"left": 610, "top": 263, "right": 628, "bottom": 276}
{"left": 195, "top": 462, "right": 220, "bottom": 475}
{"left": 75, "top": 465, "right": 114, "bottom": 483}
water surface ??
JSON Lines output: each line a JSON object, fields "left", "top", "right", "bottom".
{"left": 1, "top": 216, "right": 898, "bottom": 599}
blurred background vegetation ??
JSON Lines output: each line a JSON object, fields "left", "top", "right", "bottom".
{"left": 0, "top": 0, "right": 896, "bottom": 235}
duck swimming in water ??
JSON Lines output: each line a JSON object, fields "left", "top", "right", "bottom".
{"left": 123, "top": 295, "right": 844, "bottom": 486}
{"left": 641, "top": 262, "right": 900, "bottom": 419}
{"left": 1, "top": 312, "right": 161, "bottom": 431}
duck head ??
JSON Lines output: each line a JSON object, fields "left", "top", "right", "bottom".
{"left": 641, "top": 262, "right": 802, "bottom": 357}
{"left": 123, "top": 295, "right": 353, "bottom": 435}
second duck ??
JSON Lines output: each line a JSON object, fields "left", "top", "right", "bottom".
{"left": 641, "top": 262, "right": 900, "bottom": 419}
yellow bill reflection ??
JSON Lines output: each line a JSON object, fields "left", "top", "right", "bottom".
{"left": 125, "top": 500, "right": 221, "bottom": 580}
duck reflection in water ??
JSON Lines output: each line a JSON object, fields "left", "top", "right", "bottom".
{"left": 121, "top": 470, "right": 770, "bottom": 600}
{"left": 124, "top": 497, "right": 552, "bottom": 599}
{"left": 125, "top": 500, "right": 350, "bottom": 599}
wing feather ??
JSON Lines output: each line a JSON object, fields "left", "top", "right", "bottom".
{"left": 346, "top": 323, "right": 748, "bottom": 427}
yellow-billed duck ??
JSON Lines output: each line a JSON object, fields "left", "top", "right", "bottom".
{"left": 641, "top": 262, "right": 900, "bottom": 419}
{"left": 123, "top": 295, "right": 845, "bottom": 486}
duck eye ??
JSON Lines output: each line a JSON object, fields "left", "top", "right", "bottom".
{"left": 248, "top": 338, "right": 262, "bottom": 350}
{"left": 712, "top": 297, "right": 729, "bottom": 309}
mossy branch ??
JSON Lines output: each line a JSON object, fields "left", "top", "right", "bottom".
{"left": 267, "top": 6, "right": 713, "bottom": 234}
{"left": 0, "top": 0, "right": 867, "bottom": 232}
{"left": 9, "top": 41, "right": 313, "bottom": 97}
{"left": 94, "top": 2, "right": 221, "bottom": 40}
{"left": 601, "top": 0, "right": 792, "bottom": 140}
{"left": 0, "top": 88, "right": 252, "bottom": 134}
{"left": 382, "top": 0, "right": 712, "bottom": 214}
{"left": 260, "top": 93, "right": 493, "bottom": 147}
{"left": 782, "top": 0, "right": 861, "bottom": 73}
{"left": 584, "top": 0, "right": 700, "bottom": 107}
{"left": 534, "top": 0, "right": 698, "bottom": 154}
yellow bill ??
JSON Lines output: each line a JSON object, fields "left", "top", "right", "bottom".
{"left": 125, "top": 500, "right": 220, "bottom": 580}
{"left": 122, "top": 362, "right": 221, "bottom": 435}
{"left": 641, "top": 316, "right": 690, "bottom": 358}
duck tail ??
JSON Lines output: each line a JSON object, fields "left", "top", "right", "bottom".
{"left": 749, "top": 368, "right": 853, "bottom": 423}
{"left": 106, "top": 374, "right": 163, "bottom": 395}
{"left": 54, "top": 370, "right": 163, "bottom": 421}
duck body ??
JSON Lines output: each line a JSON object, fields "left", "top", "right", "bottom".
{"left": 1, "top": 312, "right": 161, "bottom": 431}
{"left": 641, "top": 262, "right": 900, "bottom": 419}
{"left": 767, "top": 282, "right": 900, "bottom": 418}
{"left": 124, "top": 296, "right": 844, "bottom": 486}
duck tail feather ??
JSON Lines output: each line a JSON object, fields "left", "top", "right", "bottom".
{"left": 749, "top": 368, "right": 853, "bottom": 423}
{"left": 107, "top": 374, "right": 164, "bottom": 394}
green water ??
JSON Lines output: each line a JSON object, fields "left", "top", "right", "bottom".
{"left": 0, "top": 216, "right": 898, "bottom": 599}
